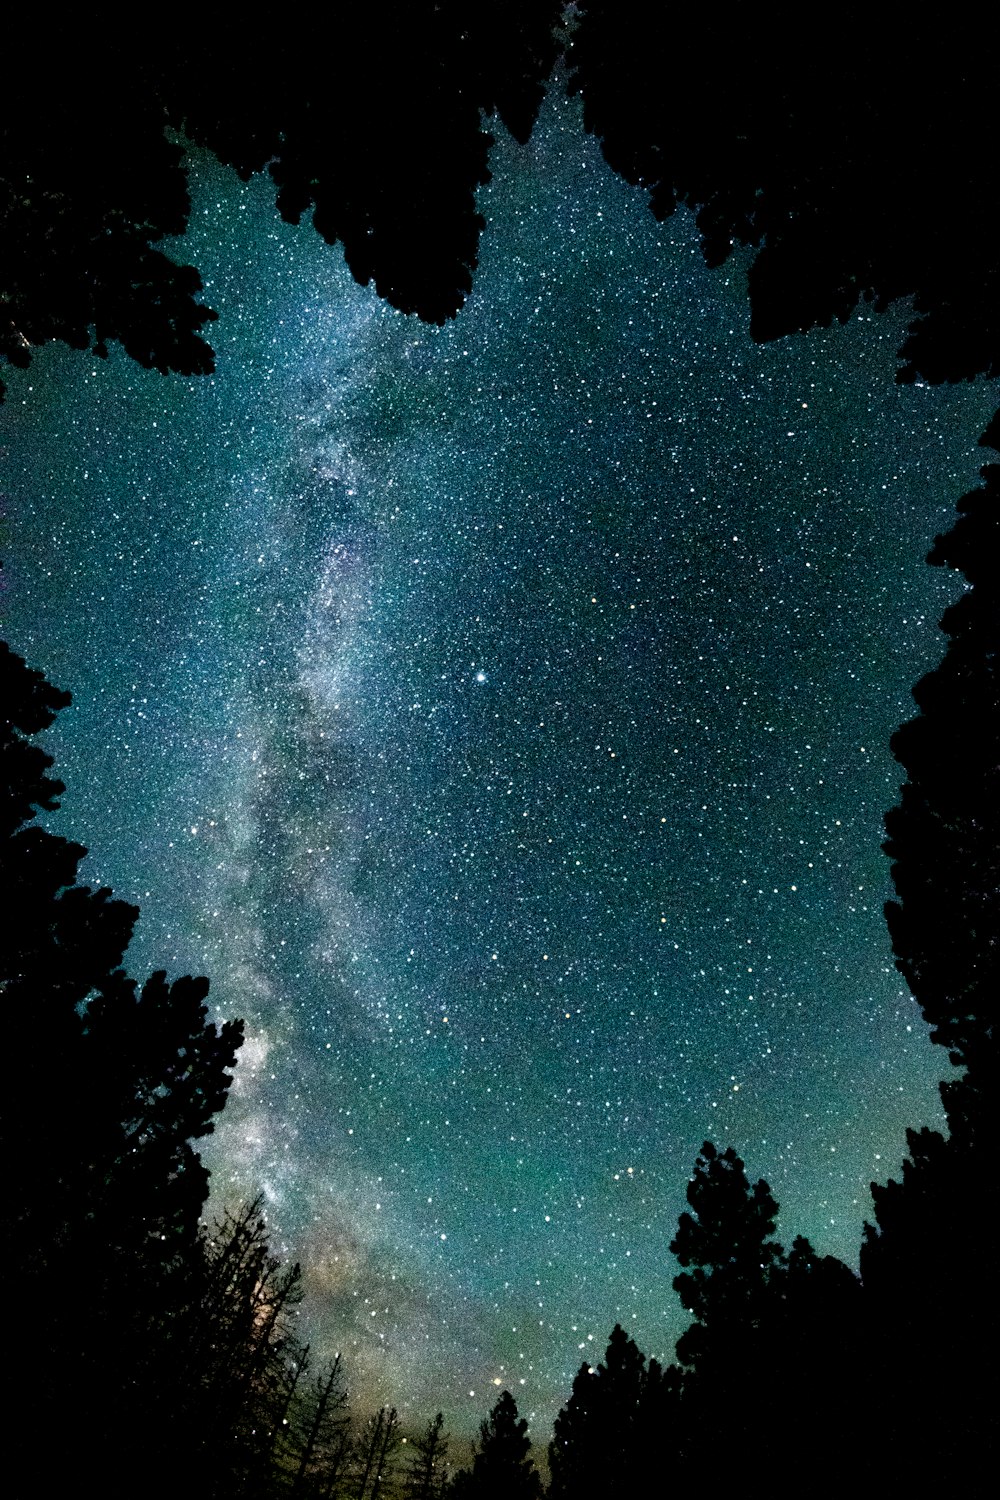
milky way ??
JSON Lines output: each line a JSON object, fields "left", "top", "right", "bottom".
{"left": 4, "top": 92, "right": 996, "bottom": 1438}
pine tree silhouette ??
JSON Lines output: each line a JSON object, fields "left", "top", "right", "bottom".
{"left": 861, "top": 410, "right": 1000, "bottom": 1492}
{"left": 451, "top": 1391, "right": 541, "bottom": 1500}
{"left": 549, "top": 1323, "right": 679, "bottom": 1499}
{"left": 403, "top": 1412, "right": 450, "bottom": 1500}
{"left": 1, "top": 641, "right": 243, "bottom": 1495}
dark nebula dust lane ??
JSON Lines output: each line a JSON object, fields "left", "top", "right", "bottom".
{"left": 4, "top": 90, "right": 996, "bottom": 1433}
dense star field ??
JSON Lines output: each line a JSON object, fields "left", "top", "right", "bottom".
{"left": 4, "top": 93, "right": 996, "bottom": 1436}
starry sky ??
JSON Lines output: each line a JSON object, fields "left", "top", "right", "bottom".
{"left": 3, "top": 90, "right": 997, "bottom": 1441}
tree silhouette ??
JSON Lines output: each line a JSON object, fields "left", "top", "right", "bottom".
{"left": 670, "top": 1141, "right": 784, "bottom": 1373}
{"left": 0, "top": 40, "right": 216, "bottom": 401}
{"left": 567, "top": 5, "right": 999, "bottom": 383}
{"left": 403, "top": 1412, "right": 451, "bottom": 1500}
{"left": 1, "top": 9, "right": 563, "bottom": 397}
{"left": 882, "top": 410, "right": 1000, "bottom": 1092}
{"left": 549, "top": 1323, "right": 679, "bottom": 1499}
{"left": 859, "top": 409, "right": 1000, "bottom": 1491}
{"left": 352, "top": 1405, "right": 402, "bottom": 1500}
{"left": 1, "top": 640, "right": 244, "bottom": 1493}
{"left": 667, "top": 1141, "right": 863, "bottom": 1487}
{"left": 6, "top": 12, "right": 997, "bottom": 399}
{"left": 5, "top": 15, "right": 1000, "bottom": 1488}
{"left": 181, "top": 1197, "right": 307, "bottom": 1496}
{"left": 282, "top": 1354, "right": 352, "bottom": 1499}
{"left": 451, "top": 1391, "right": 542, "bottom": 1500}
{"left": 1, "top": 642, "right": 243, "bottom": 1260}
{"left": 170, "top": 7, "right": 563, "bottom": 327}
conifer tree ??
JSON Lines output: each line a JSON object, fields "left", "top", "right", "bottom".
{"left": 403, "top": 1412, "right": 450, "bottom": 1500}
{"left": 549, "top": 1324, "right": 679, "bottom": 1499}
{"left": 1, "top": 641, "right": 244, "bottom": 1493}
{"left": 1, "top": 10, "right": 565, "bottom": 398}
{"left": 882, "top": 410, "right": 1000, "bottom": 1107}
{"left": 1, "top": 643, "right": 243, "bottom": 1261}
{"left": 670, "top": 1141, "right": 785, "bottom": 1373}
{"left": 451, "top": 1391, "right": 541, "bottom": 1500}
{"left": 352, "top": 1406, "right": 402, "bottom": 1500}
{"left": 283, "top": 1354, "right": 352, "bottom": 1499}
{"left": 861, "top": 410, "right": 1000, "bottom": 1489}
{"left": 189, "top": 1198, "right": 306, "bottom": 1496}
{"left": 667, "top": 1141, "right": 862, "bottom": 1487}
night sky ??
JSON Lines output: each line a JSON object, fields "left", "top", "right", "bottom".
{"left": 4, "top": 92, "right": 997, "bottom": 1439}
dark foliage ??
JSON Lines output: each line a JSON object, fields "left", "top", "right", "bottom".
{"left": 280, "top": 1354, "right": 352, "bottom": 1498}
{"left": 188, "top": 1198, "right": 307, "bottom": 1497}
{"left": 402, "top": 1412, "right": 451, "bottom": 1500}
{"left": 4, "top": 17, "right": 1000, "bottom": 1485}
{"left": 661, "top": 1143, "right": 862, "bottom": 1488}
{"left": 1, "top": 643, "right": 403, "bottom": 1496}
{"left": 351, "top": 1404, "right": 403, "bottom": 1500}
{"left": 568, "top": 4, "right": 999, "bottom": 383}
{"left": 450, "top": 1391, "right": 542, "bottom": 1500}
{"left": 859, "top": 409, "right": 1000, "bottom": 1492}
{"left": 670, "top": 1140, "right": 784, "bottom": 1371}
{"left": 168, "top": 6, "right": 563, "bottom": 326}
{"left": 1, "top": 643, "right": 242, "bottom": 1255}
{"left": 1, "top": 641, "right": 243, "bottom": 1493}
{"left": 2, "top": 7, "right": 563, "bottom": 396}
{"left": 6, "top": 10, "right": 996, "bottom": 401}
{"left": 0, "top": 38, "right": 217, "bottom": 400}
{"left": 549, "top": 1324, "right": 679, "bottom": 1499}
{"left": 883, "top": 410, "right": 1000, "bottom": 1084}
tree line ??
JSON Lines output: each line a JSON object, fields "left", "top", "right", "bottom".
{"left": 3, "top": 6, "right": 997, "bottom": 399}
{"left": 2, "top": 408, "right": 996, "bottom": 1493}
{"left": 3, "top": 7, "right": 997, "bottom": 1487}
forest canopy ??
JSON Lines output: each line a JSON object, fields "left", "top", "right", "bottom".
{"left": 3, "top": 6, "right": 997, "bottom": 400}
{"left": 3, "top": 5, "right": 998, "bottom": 1493}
